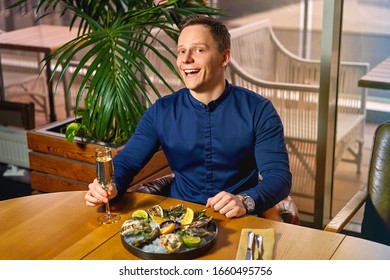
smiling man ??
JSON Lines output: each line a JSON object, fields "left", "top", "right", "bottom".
{"left": 176, "top": 20, "right": 229, "bottom": 104}
{"left": 85, "top": 15, "right": 292, "bottom": 219}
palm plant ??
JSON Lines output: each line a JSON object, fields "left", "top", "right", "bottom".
{"left": 9, "top": 0, "right": 220, "bottom": 144}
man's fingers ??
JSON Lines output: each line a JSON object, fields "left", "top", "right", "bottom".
{"left": 206, "top": 191, "right": 247, "bottom": 218}
{"left": 85, "top": 186, "right": 107, "bottom": 206}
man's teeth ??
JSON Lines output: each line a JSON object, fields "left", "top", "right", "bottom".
{"left": 184, "top": 69, "right": 199, "bottom": 74}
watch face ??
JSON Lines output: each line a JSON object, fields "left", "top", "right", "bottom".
{"left": 244, "top": 195, "right": 255, "bottom": 212}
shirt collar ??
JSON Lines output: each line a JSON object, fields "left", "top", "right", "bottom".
{"left": 187, "top": 80, "right": 232, "bottom": 112}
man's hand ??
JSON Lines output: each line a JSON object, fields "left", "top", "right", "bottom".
{"left": 206, "top": 191, "right": 247, "bottom": 218}
{"left": 85, "top": 179, "right": 118, "bottom": 207}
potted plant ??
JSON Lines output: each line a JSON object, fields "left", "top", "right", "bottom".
{"left": 11, "top": 0, "right": 220, "bottom": 143}
{"left": 8, "top": 0, "right": 221, "bottom": 192}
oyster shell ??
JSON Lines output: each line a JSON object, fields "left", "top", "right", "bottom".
{"left": 185, "top": 227, "right": 214, "bottom": 238}
{"left": 166, "top": 203, "right": 184, "bottom": 220}
{"left": 120, "top": 217, "right": 151, "bottom": 237}
{"left": 187, "top": 216, "right": 212, "bottom": 228}
{"left": 185, "top": 216, "right": 214, "bottom": 237}
{"left": 159, "top": 233, "right": 183, "bottom": 253}
{"left": 132, "top": 227, "right": 160, "bottom": 248}
{"left": 147, "top": 205, "right": 164, "bottom": 218}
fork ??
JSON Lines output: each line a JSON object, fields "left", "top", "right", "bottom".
{"left": 255, "top": 234, "right": 263, "bottom": 260}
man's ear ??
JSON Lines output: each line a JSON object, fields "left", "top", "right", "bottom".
{"left": 221, "top": 49, "right": 231, "bottom": 67}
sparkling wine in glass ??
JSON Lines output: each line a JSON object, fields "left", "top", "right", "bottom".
{"left": 95, "top": 147, "right": 120, "bottom": 224}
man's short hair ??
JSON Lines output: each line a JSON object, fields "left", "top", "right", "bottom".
{"left": 179, "top": 15, "right": 231, "bottom": 52}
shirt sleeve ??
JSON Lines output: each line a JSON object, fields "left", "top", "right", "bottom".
{"left": 113, "top": 105, "right": 160, "bottom": 198}
{"left": 244, "top": 99, "right": 292, "bottom": 214}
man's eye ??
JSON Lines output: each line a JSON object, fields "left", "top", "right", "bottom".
{"left": 177, "top": 49, "right": 185, "bottom": 55}
{"left": 195, "top": 49, "right": 203, "bottom": 53}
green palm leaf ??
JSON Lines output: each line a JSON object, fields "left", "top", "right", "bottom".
{"left": 8, "top": 0, "right": 222, "bottom": 143}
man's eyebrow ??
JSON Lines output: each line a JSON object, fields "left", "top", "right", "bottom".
{"left": 177, "top": 42, "right": 208, "bottom": 48}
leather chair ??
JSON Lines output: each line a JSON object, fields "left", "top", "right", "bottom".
{"left": 130, "top": 173, "right": 300, "bottom": 225}
{"left": 325, "top": 121, "right": 390, "bottom": 246}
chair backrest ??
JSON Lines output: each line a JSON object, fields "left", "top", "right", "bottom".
{"left": 0, "top": 100, "right": 35, "bottom": 130}
{"left": 361, "top": 121, "right": 390, "bottom": 245}
{"left": 229, "top": 18, "right": 321, "bottom": 85}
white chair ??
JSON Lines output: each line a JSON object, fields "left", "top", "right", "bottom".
{"left": 226, "top": 19, "right": 369, "bottom": 201}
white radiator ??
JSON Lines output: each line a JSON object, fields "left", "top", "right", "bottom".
{"left": 0, "top": 125, "right": 30, "bottom": 169}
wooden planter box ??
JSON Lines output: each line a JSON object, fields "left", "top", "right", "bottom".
{"left": 27, "top": 118, "right": 171, "bottom": 193}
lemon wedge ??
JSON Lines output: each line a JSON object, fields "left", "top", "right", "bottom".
{"left": 150, "top": 215, "right": 166, "bottom": 225}
{"left": 160, "top": 222, "right": 175, "bottom": 235}
{"left": 131, "top": 209, "right": 149, "bottom": 220}
{"left": 180, "top": 207, "right": 194, "bottom": 227}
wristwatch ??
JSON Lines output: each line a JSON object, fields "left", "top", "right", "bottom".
{"left": 237, "top": 193, "right": 256, "bottom": 214}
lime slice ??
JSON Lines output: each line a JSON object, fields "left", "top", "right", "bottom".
{"left": 131, "top": 209, "right": 149, "bottom": 220}
{"left": 182, "top": 235, "right": 202, "bottom": 248}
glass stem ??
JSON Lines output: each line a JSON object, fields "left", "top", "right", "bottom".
{"left": 105, "top": 201, "right": 111, "bottom": 215}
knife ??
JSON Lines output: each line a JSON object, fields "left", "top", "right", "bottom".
{"left": 255, "top": 234, "right": 263, "bottom": 260}
{"left": 245, "top": 231, "right": 255, "bottom": 260}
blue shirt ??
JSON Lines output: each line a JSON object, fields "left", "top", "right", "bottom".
{"left": 114, "top": 81, "right": 291, "bottom": 213}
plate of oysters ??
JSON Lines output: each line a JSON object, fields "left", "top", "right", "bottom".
{"left": 120, "top": 204, "right": 218, "bottom": 259}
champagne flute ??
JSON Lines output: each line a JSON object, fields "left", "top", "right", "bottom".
{"left": 95, "top": 147, "right": 121, "bottom": 224}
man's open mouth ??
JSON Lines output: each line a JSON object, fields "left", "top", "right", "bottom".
{"left": 184, "top": 69, "right": 200, "bottom": 76}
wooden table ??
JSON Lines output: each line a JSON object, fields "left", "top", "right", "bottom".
{"left": 0, "top": 25, "right": 78, "bottom": 122}
{"left": 358, "top": 56, "right": 390, "bottom": 90}
{"left": 0, "top": 191, "right": 389, "bottom": 260}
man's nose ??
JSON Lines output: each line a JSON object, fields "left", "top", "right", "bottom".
{"left": 181, "top": 51, "right": 194, "bottom": 63}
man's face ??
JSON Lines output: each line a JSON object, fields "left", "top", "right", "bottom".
{"left": 176, "top": 24, "right": 229, "bottom": 95}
